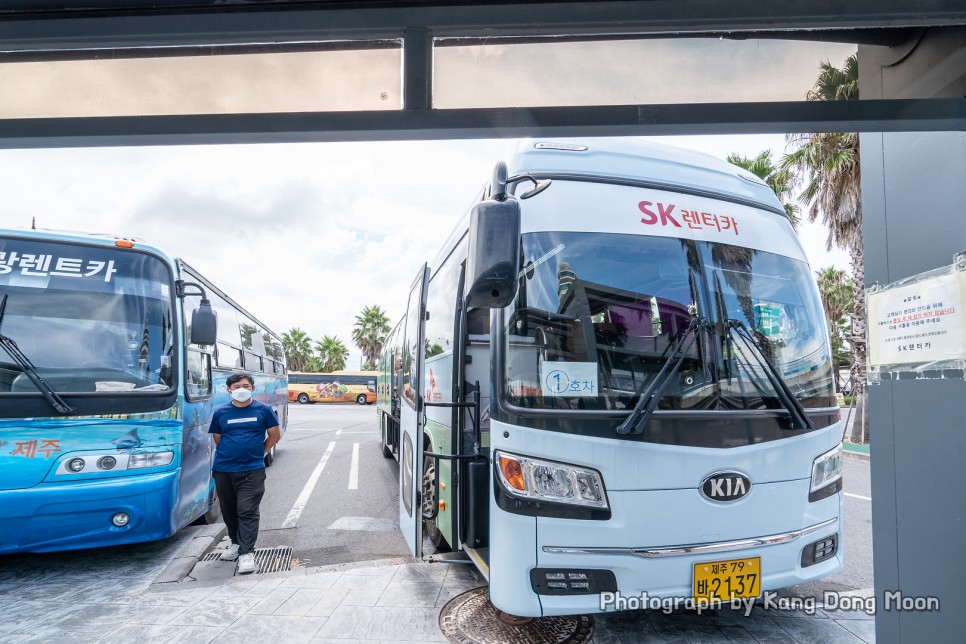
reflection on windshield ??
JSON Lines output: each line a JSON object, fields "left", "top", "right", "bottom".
{"left": 708, "top": 244, "right": 834, "bottom": 409}
{"left": 0, "top": 238, "right": 174, "bottom": 395}
{"left": 504, "top": 232, "right": 834, "bottom": 412}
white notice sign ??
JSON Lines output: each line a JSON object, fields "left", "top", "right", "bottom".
{"left": 539, "top": 362, "right": 599, "bottom": 397}
{"left": 868, "top": 271, "right": 965, "bottom": 368}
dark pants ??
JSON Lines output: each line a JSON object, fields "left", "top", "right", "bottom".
{"left": 213, "top": 468, "right": 266, "bottom": 555}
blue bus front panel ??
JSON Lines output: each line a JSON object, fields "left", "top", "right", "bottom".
{"left": 0, "top": 417, "right": 184, "bottom": 554}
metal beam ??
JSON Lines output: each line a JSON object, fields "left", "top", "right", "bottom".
{"left": 403, "top": 26, "right": 431, "bottom": 112}
{"left": 1, "top": 1, "right": 965, "bottom": 51}
{"left": 1, "top": 99, "right": 962, "bottom": 149}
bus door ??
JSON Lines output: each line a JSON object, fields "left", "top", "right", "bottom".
{"left": 399, "top": 264, "right": 430, "bottom": 558}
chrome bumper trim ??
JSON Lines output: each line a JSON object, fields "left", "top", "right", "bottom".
{"left": 542, "top": 517, "right": 838, "bottom": 558}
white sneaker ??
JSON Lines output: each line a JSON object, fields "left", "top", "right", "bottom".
{"left": 237, "top": 553, "right": 256, "bottom": 575}
{"left": 221, "top": 544, "right": 239, "bottom": 561}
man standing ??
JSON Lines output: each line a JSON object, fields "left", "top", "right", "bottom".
{"left": 209, "top": 372, "right": 281, "bottom": 574}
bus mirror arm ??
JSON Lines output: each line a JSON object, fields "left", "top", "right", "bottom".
{"left": 177, "top": 281, "right": 218, "bottom": 346}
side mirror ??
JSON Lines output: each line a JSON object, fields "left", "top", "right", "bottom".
{"left": 464, "top": 162, "right": 520, "bottom": 309}
{"left": 190, "top": 301, "right": 217, "bottom": 346}
{"left": 464, "top": 194, "right": 521, "bottom": 309}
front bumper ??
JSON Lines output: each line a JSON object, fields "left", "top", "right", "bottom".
{"left": 0, "top": 470, "right": 180, "bottom": 554}
{"left": 488, "top": 478, "right": 843, "bottom": 617}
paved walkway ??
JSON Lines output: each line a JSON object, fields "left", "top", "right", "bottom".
{"left": 0, "top": 527, "right": 875, "bottom": 643}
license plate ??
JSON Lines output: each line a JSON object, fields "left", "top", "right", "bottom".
{"left": 692, "top": 556, "right": 761, "bottom": 603}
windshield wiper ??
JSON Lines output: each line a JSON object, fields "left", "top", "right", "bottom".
{"left": 726, "top": 319, "right": 813, "bottom": 430}
{"left": 615, "top": 314, "right": 710, "bottom": 435}
{"left": 0, "top": 295, "right": 75, "bottom": 415}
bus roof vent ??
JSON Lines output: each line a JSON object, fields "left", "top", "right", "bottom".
{"left": 534, "top": 142, "right": 589, "bottom": 152}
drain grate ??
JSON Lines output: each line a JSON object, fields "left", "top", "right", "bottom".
{"left": 439, "top": 587, "right": 594, "bottom": 644}
{"left": 204, "top": 546, "right": 294, "bottom": 574}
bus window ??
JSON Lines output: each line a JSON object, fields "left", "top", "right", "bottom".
{"left": 243, "top": 351, "right": 262, "bottom": 373}
{"left": 185, "top": 348, "right": 212, "bottom": 399}
{"left": 425, "top": 238, "right": 466, "bottom": 359}
{"left": 212, "top": 293, "right": 241, "bottom": 347}
{"left": 216, "top": 342, "right": 241, "bottom": 369}
{"left": 401, "top": 276, "right": 424, "bottom": 408}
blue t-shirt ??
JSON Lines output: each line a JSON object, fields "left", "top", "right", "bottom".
{"left": 209, "top": 399, "right": 280, "bottom": 473}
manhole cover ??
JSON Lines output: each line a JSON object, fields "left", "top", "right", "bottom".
{"left": 203, "top": 546, "right": 294, "bottom": 574}
{"left": 439, "top": 587, "right": 594, "bottom": 644}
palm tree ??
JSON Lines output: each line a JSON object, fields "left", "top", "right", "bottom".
{"left": 727, "top": 150, "right": 801, "bottom": 229}
{"left": 782, "top": 53, "right": 867, "bottom": 441}
{"left": 352, "top": 305, "right": 391, "bottom": 370}
{"left": 315, "top": 335, "right": 349, "bottom": 372}
{"left": 281, "top": 327, "right": 313, "bottom": 372}
{"left": 304, "top": 355, "right": 323, "bottom": 373}
{"left": 816, "top": 266, "right": 855, "bottom": 386}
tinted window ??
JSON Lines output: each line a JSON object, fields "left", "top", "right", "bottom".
{"left": 216, "top": 342, "right": 241, "bottom": 369}
{"left": 186, "top": 348, "right": 212, "bottom": 399}
{"left": 401, "top": 273, "right": 424, "bottom": 408}
{"left": 424, "top": 238, "right": 466, "bottom": 359}
{"left": 212, "top": 294, "right": 241, "bottom": 347}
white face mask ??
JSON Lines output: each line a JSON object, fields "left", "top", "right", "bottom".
{"left": 230, "top": 387, "right": 253, "bottom": 403}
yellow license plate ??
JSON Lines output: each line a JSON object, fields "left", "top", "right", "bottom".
{"left": 692, "top": 556, "right": 761, "bottom": 603}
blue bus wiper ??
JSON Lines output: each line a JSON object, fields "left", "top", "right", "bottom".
{"left": 0, "top": 295, "right": 74, "bottom": 415}
{"left": 726, "top": 319, "right": 814, "bottom": 430}
{"left": 615, "top": 315, "right": 710, "bottom": 436}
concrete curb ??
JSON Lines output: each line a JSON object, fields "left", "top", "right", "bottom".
{"left": 843, "top": 449, "right": 870, "bottom": 463}
{"left": 151, "top": 522, "right": 227, "bottom": 587}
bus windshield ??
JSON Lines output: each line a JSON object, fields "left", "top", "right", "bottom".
{"left": 503, "top": 231, "right": 834, "bottom": 412}
{"left": 0, "top": 237, "right": 175, "bottom": 396}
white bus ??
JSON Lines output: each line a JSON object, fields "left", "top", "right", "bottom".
{"left": 377, "top": 139, "right": 843, "bottom": 617}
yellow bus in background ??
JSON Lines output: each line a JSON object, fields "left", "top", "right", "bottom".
{"left": 288, "top": 370, "right": 377, "bottom": 405}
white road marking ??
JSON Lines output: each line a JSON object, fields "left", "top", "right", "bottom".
{"left": 845, "top": 492, "right": 872, "bottom": 501}
{"left": 348, "top": 443, "right": 360, "bottom": 490}
{"left": 282, "top": 441, "right": 336, "bottom": 528}
{"left": 336, "top": 429, "right": 342, "bottom": 435}
{"left": 286, "top": 428, "right": 341, "bottom": 432}
{"left": 327, "top": 516, "right": 396, "bottom": 532}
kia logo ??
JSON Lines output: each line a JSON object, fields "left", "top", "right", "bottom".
{"left": 700, "top": 471, "right": 752, "bottom": 502}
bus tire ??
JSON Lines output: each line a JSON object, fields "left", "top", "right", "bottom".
{"left": 297, "top": 393, "right": 310, "bottom": 404}
{"left": 382, "top": 434, "right": 393, "bottom": 458}
{"left": 264, "top": 444, "right": 276, "bottom": 468}
{"left": 422, "top": 454, "right": 449, "bottom": 550}
{"left": 356, "top": 394, "right": 368, "bottom": 405}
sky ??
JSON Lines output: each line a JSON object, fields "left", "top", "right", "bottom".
{"left": 0, "top": 135, "right": 851, "bottom": 370}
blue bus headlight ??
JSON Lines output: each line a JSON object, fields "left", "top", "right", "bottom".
{"left": 496, "top": 450, "right": 608, "bottom": 509}
{"left": 128, "top": 451, "right": 174, "bottom": 469}
{"left": 809, "top": 445, "right": 843, "bottom": 501}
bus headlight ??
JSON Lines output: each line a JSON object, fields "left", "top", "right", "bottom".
{"left": 809, "top": 445, "right": 843, "bottom": 501}
{"left": 128, "top": 451, "right": 174, "bottom": 469}
{"left": 496, "top": 451, "right": 608, "bottom": 509}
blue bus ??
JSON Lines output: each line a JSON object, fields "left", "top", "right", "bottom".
{"left": 0, "top": 227, "right": 288, "bottom": 554}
